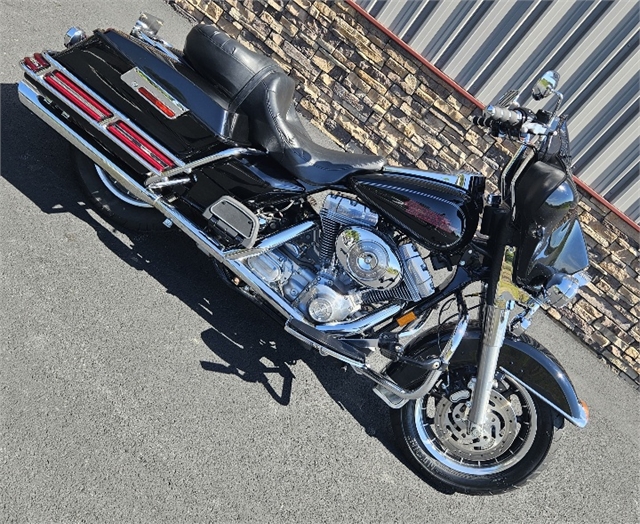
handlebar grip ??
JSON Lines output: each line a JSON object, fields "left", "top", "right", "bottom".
{"left": 485, "top": 105, "right": 524, "bottom": 125}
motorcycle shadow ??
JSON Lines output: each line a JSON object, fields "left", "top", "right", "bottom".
{"left": 2, "top": 83, "right": 452, "bottom": 493}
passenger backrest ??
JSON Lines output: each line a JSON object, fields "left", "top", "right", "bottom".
{"left": 183, "top": 24, "right": 286, "bottom": 113}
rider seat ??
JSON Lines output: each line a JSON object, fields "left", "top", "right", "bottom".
{"left": 183, "top": 24, "right": 385, "bottom": 185}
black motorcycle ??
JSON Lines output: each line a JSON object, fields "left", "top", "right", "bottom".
{"left": 19, "top": 14, "right": 590, "bottom": 494}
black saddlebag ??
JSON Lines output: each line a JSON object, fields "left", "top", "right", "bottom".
{"left": 53, "top": 29, "right": 250, "bottom": 161}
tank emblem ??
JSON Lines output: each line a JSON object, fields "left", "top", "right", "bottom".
{"left": 404, "top": 200, "right": 454, "bottom": 234}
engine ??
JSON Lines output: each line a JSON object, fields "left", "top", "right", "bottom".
{"left": 246, "top": 194, "right": 435, "bottom": 324}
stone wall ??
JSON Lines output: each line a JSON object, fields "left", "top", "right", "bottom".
{"left": 170, "top": 0, "right": 640, "bottom": 389}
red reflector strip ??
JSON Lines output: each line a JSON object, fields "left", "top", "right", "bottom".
{"left": 137, "top": 86, "right": 176, "bottom": 118}
{"left": 107, "top": 122, "right": 175, "bottom": 171}
{"left": 33, "top": 53, "right": 50, "bottom": 68}
{"left": 23, "top": 53, "right": 50, "bottom": 72}
{"left": 44, "top": 71, "right": 113, "bottom": 122}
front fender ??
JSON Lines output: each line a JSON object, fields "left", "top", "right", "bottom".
{"left": 385, "top": 323, "right": 588, "bottom": 427}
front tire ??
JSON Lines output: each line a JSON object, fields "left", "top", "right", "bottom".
{"left": 73, "top": 148, "right": 167, "bottom": 232}
{"left": 391, "top": 365, "right": 556, "bottom": 495}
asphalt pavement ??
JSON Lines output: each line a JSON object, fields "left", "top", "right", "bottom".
{"left": 1, "top": 1, "right": 638, "bottom": 522}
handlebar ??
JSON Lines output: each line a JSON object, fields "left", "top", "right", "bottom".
{"left": 485, "top": 105, "right": 524, "bottom": 125}
{"left": 473, "top": 105, "right": 552, "bottom": 138}
{"left": 473, "top": 105, "right": 525, "bottom": 128}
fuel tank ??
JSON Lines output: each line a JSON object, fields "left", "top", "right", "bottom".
{"left": 53, "top": 29, "right": 249, "bottom": 162}
{"left": 350, "top": 167, "right": 485, "bottom": 253}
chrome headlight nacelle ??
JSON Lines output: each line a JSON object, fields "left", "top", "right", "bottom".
{"left": 511, "top": 270, "right": 589, "bottom": 336}
{"left": 545, "top": 271, "right": 589, "bottom": 309}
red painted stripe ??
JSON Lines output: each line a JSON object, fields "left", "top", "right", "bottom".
{"left": 346, "top": 0, "right": 639, "bottom": 230}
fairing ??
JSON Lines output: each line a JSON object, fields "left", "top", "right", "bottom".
{"left": 511, "top": 155, "right": 588, "bottom": 287}
{"left": 517, "top": 216, "right": 589, "bottom": 286}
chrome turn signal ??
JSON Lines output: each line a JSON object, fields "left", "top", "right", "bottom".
{"left": 64, "top": 27, "right": 86, "bottom": 48}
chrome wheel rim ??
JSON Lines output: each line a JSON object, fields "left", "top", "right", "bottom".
{"left": 94, "top": 164, "right": 152, "bottom": 208}
{"left": 414, "top": 376, "right": 538, "bottom": 475}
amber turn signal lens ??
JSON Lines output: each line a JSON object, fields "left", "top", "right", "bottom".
{"left": 578, "top": 399, "right": 589, "bottom": 421}
{"left": 396, "top": 311, "right": 417, "bottom": 327}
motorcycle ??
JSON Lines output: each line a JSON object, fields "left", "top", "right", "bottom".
{"left": 18, "top": 14, "right": 590, "bottom": 494}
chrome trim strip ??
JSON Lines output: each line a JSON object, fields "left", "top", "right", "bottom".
{"left": 121, "top": 67, "right": 188, "bottom": 119}
{"left": 383, "top": 166, "right": 482, "bottom": 191}
{"left": 499, "top": 368, "right": 588, "bottom": 428}
{"left": 21, "top": 53, "right": 184, "bottom": 175}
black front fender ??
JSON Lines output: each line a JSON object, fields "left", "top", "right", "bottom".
{"left": 385, "top": 323, "right": 588, "bottom": 427}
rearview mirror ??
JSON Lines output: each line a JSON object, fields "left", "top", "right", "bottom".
{"left": 532, "top": 71, "right": 560, "bottom": 101}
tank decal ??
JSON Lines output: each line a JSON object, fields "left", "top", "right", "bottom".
{"left": 351, "top": 172, "right": 481, "bottom": 252}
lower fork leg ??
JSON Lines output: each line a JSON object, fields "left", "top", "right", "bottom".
{"left": 467, "top": 300, "right": 514, "bottom": 433}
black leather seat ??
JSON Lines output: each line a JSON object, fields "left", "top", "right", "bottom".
{"left": 184, "top": 24, "right": 385, "bottom": 185}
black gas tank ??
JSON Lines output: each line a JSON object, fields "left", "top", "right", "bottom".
{"left": 350, "top": 167, "right": 485, "bottom": 252}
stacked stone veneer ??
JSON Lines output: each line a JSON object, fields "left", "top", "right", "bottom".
{"left": 171, "top": 0, "right": 640, "bottom": 389}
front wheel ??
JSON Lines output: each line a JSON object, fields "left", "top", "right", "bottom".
{"left": 391, "top": 365, "right": 556, "bottom": 495}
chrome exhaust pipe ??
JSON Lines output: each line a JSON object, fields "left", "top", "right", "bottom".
{"left": 18, "top": 79, "right": 400, "bottom": 336}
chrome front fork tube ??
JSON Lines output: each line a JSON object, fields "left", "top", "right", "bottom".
{"left": 467, "top": 300, "right": 515, "bottom": 432}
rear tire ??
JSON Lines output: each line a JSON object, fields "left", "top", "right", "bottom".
{"left": 391, "top": 365, "right": 556, "bottom": 495}
{"left": 73, "top": 148, "right": 167, "bottom": 232}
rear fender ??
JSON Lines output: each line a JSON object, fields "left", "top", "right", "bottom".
{"left": 385, "top": 323, "right": 588, "bottom": 427}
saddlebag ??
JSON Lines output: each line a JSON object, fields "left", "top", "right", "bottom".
{"left": 50, "top": 29, "right": 250, "bottom": 164}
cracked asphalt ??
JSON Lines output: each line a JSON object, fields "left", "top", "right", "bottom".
{"left": 1, "top": 1, "right": 638, "bottom": 522}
